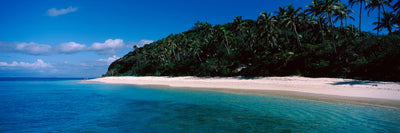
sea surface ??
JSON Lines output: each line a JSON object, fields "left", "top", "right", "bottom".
{"left": 0, "top": 78, "right": 399, "bottom": 132}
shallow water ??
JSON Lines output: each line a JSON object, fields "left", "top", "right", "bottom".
{"left": 0, "top": 78, "right": 399, "bottom": 132}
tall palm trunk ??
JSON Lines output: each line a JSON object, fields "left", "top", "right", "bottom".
{"left": 223, "top": 35, "right": 231, "bottom": 55}
{"left": 341, "top": 19, "right": 344, "bottom": 32}
{"left": 171, "top": 48, "right": 177, "bottom": 61}
{"left": 292, "top": 23, "right": 301, "bottom": 47}
{"left": 176, "top": 49, "right": 181, "bottom": 61}
{"left": 196, "top": 53, "right": 202, "bottom": 62}
{"left": 240, "top": 31, "right": 246, "bottom": 49}
{"left": 329, "top": 13, "right": 337, "bottom": 55}
{"left": 318, "top": 18, "right": 326, "bottom": 46}
{"left": 380, "top": 3, "right": 387, "bottom": 36}
{"left": 170, "top": 43, "right": 179, "bottom": 62}
{"left": 382, "top": 3, "right": 386, "bottom": 14}
{"left": 285, "top": 31, "right": 290, "bottom": 44}
{"left": 345, "top": 18, "right": 349, "bottom": 39}
{"left": 377, "top": 6, "right": 380, "bottom": 37}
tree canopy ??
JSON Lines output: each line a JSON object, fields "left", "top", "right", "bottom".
{"left": 103, "top": 0, "right": 400, "bottom": 81}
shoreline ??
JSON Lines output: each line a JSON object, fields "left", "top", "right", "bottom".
{"left": 87, "top": 76, "right": 400, "bottom": 107}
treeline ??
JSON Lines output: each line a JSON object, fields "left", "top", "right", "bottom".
{"left": 104, "top": 0, "right": 400, "bottom": 81}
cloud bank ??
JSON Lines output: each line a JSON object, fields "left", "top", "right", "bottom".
{"left": 47, "top": 6, "right": 78, "bottom": 17}
{"left": 126, "top": 39, "right": 154, "bottom": 49}
{"left": 0, "top": 39, "right": 153, "bottom": 55}
{"left": 97, "top": 55, "right": 120, "bottom": 64}
{"left": 89, "top": 39, "right": 125, "bottom": 54}
{"left": 56, "top": 42, "right": 87, "bottom": 53}
{"left": 138, "top": 40, "right": 154, "bottom": 46}
{"left": 0, "top": 59, "right": 52, "bottom": 69}
{"left": 15, "top": 42, "right": 52, "bottom": 55}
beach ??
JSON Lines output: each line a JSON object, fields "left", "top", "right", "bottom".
{"left": 89, "top": 76, "right": 400, "bottom": 107}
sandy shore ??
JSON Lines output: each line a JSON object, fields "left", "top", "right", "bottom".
{"left": 88, "top": 76, "right": 400, "bottom": 107}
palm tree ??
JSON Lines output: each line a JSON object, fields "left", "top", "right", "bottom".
{"left": 232, "top": 16, "right": 247, "bottom": 49}
{"left": 348, "top": 0, "right": 368, "bottom": 32}
{"left": 334, "top": 4, "right": 355, "bottom": 30}
{"left": 345, "top": 24, "right": 361, "bottom": 37}
{"left": 278, "top": 5, "right": 303, "bottom": 47}
{"left": 323, "top": 0, "right": 341, "bottom": 54}
{"left": 246, "top": 22, "right": 259, "bottom": 52}
{"left": 219, "top": 26, "right": 232, "bottom": 55}
{"left": 393, "top": 1, "right": 400, "bottom": 29}
{"left": 166, "top": 34, "right": 180, "bottom": 62}
{"left": 394, "top": 1, "right": 400, "bottom": 12}
{"left": 188, "top": 40, "right": 203, "bottom": 62}
{"left": 275, "top": 6, "right": 291, "bottom": 44}
{"left": 257, "top": 12, "right": 279, "bottom": 48}
{"left": 373, "top": 12, "right": 396, "bottom": 35}
{"left": 366, "top": 0, "right": 392, "bottom": 36}
{"left": 306, "top": 0, "right": 327, "bottom": 45}
{"left": 380, "top": 0, "right": 392, "bottom": 14}
{"left": 395, "top": 1, "right": 400, "bottom": 9}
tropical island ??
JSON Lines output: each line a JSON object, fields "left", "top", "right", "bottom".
{"left": 4, "top": 1, "right": 400, "bottom": 132}
{"left": 103, "top": 0, "right": 400, "bottom": 82}
{"left": 89, "top": 0, "right": 400, "bottom": 106}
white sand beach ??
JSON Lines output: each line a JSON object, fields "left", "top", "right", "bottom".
{"left": 89, "top": 76, "right": 400, "bottom": 107}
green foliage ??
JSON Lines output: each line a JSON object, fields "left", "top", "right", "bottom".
{"left": 103, "top": 0, "right": 400, "bottom": 81}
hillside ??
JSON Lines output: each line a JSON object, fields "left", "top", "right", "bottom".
{"left": 103, "top": 1, "right": 400, "bottom": 81}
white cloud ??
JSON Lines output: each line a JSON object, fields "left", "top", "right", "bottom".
{"left": 97, "top": 55, "right": 120, "bottom": 64}
{"left": 3, "top": 41, "right": 87, "bottom": 55}
{"left": 15, "top": 42, "right": 52, "bottom": 55}
{"left": 138, "top": 40, "right": 154, "bottom": 46}
{"left": 1, "top": 39, "right": 151, "bottom": 55}
{"left": 47, "top": 6, "right": 78, "bottom": 17}
{"left": 57, "top": 42, "right": 87, "bottom": 53}
{"left": 0, "top": 59, "right": 52, "bottom": 69}
{"left": 89, "top": 39, "right": 125, "bottom": 54}
{"left": 126, "top": 39, "right": 154, "bottom": 49}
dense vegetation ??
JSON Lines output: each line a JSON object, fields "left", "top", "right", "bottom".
{"left": 104, "top": 0, "right": 400, "bottom": 81}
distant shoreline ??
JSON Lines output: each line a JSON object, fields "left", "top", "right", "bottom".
{"left": 88, "top": 76, "right": 400, "bottom": 108}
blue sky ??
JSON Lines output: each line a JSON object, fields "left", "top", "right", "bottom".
{"left": 0, "top": 0, "right": 394, "bottom": 77}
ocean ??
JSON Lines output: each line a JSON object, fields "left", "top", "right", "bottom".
{"left": 0, "top": 78, "right": 399, "bottom": 132}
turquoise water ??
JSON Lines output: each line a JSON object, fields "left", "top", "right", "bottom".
{"left": 0, "top": 78, "right": 399, "bottom": 132}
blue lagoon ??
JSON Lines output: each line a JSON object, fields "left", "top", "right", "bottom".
{"left": 0, "top": 78, "right": 399, "bottom": 132}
